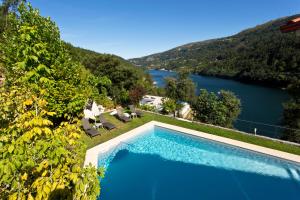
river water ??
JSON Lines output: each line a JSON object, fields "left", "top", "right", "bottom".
{"left": 148, "top": 69, "right": 290, "bottom": 138}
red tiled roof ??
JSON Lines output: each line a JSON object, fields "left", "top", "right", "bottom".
{"left": 291, "top": 17, "right": 300, "bottom": 23}
{"left": 280, "top": 17, "right": 300, "bottom": 33}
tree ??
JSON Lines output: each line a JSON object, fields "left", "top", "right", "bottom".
{"left": 97, "top": 76, "right": 111, "bottom": 96}
{"left": 282, "top": 101, "right": 300, "bottom": 143}
{"left": 162, "top": 98, "right": 177, "bottom": 116}
{"left": 1, "top": 0, "right": 25, "bottom": 13}
{"left": 282, "top": 80, "right": 300, "bottom": 143}
{"left": 149, "top": 87, "right": 166, "bottom": 97}
{"left": 1, "top": 3, "right": 100, "bottom": 122}
{"left": 66, "top": 46, "right": 152, "bottom": 105}
{"left": 129, "top": 85, "right": 146, "bottom": 105}
{"left": 0, "top": 88, "right": 102, "bottom": 199}
{"left": 110, "top": 86, "right": 129, "bottom": 105}
{"left": 0, "top": 0, "right": 25, "bottom": 33}
{"left": 219, "top": 90, "right": 241, "bottom": 127}
{"left": 193, "top": 89, "right": 222, "bottom": 124}
{"left": 193, "top": 89, "right": 241, "bottom": 128}
{"left": 176, "top": 71, "right": 196, "bottom": 103}
{"left": 0, "top": 3, "right": 102, "bottom": 199}
{"left": 165, "top": 77, "right": 177, "bottom": 99}
{"left": 164, "top": 71, "right": 196, "bottom": 118}
{"left": 164, "top": 71, "right": 196, "bottom": 103}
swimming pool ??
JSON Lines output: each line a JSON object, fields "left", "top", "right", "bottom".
{"left": 96, "top": 124, "right": 300, "bottom": 200}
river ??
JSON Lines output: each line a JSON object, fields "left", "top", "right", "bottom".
{"left": 148, "top": 69, "right": 290, "bottom": 138}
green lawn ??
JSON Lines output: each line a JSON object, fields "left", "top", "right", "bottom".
{"left": 81, "top": 112, "right": 300, "bottom": 156}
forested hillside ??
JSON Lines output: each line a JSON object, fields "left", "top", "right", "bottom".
{"left": 65, "top": 43, "right": 134, "bottom": 72}
{"left": 130, "top": 14, "right": 300, "bottom": 87}
{"left": 64, "top": 43, "right": 153, "bottom": 105}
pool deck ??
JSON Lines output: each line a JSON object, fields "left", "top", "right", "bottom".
{"left": 84, "top": 121, "right": 300, "bottom": 167}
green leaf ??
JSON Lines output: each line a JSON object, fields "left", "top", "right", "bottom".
{"left": 16, "top": 61, "right": 26, "bottom": 70}
{"left": 29, "top": 55, "right": 38, "bottom": 62}
{"left": 8, "top": 145, "right": 14, "bottom": 153}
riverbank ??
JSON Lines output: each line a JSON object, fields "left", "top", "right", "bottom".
{"left": 194, "top": 71, "right": 289, "bottom": 90}
{"left": 150, "top": 68, "right": 289, "bottom": 89}
{"left": 148, "top": 69, "right": 290, "bottom": 138}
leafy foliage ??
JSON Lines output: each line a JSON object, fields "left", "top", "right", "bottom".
{"left": 0, "top": 3, "right": 102, "bottom": 199}
{"left": 282, "top": 101, "right": 300, "bottom": 143}
{"left": 129, "top": 85, "right": 146, "bottom": 105}
{"left": 193, "top": 89, "right": 241, "bottom": 128}
{"left": 96, "top": 60, "right": 149, "bottom": 104}
{"left": 65, "top": 43, "right": 132, "bottom": 72}
{"left": 0, "top": 0, "right": 26, "bottom": 33}
{"left": 0, "top": 87, "right": 102, "bottom": 199}
{"left": 65, "top": 43, "right": 153, "bottom": 105}
{"left": 282, "top": 80, "right": 300, "bottom": 143}
{"left": 161, "top": 98, "right": 177, "bottom": 115}
{"left": 165, "top": 71, "right": 196, "bottom": 103}
{"left": 165, "top": 77, "right": 177, "bottom": 99}
{"left": 163, "top": 71, "right": 195, "bottom": 117}
{"left": 138, "top": 104, "right": 156, "bottom": 112}
{"left": 1, "top": 3, "right": 100, "bottom": 122}
{"left": 148, "top": 87, "right": 166, "bottom": 97}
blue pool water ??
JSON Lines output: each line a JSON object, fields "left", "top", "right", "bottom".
{"left": 98, "top": 126, "right": 300, "bottom": 200}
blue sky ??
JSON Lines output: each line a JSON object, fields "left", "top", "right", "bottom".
{"left": 30, "top": 0, "right": 300, "bottom": 59}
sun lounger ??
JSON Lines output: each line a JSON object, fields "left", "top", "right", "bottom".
{"left": 81, "top": 118, "right": 100, "bottom": 137}
{"left": 99, "top": 114, "right": 116, "bottom": 130}
{"left": 115, "top": 108, "right": 131, "bottom": 123}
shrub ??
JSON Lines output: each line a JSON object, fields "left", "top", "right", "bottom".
{"left": 193, "top": 89, "right": 241, "bottom": 128}
{"left": 162, "top": 98, "right": 176, "bottom": 115}
{"left": 139, "top": 104, "right": 156, "bottom": 112}
{"left": 129, "top": 85, "right": 146, "bottom": 105}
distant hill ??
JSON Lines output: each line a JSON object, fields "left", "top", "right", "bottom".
{"left": 64, "top": 43, "right": 135, "bottom": 72}
{"left": 64, "top": 43, "right": 152, "bottom": 104}
{"left": 129, "top": 14, "right": 300, "bottom": 87}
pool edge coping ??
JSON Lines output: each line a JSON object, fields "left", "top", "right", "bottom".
{"left": 84, "top": 121, "right": 300, "bottom": 167}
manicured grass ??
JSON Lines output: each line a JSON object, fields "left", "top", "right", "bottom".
{"left": 81, "top": 112, "right": 300, "bottom": 156}
{"left": 81, "top": 112, "right": 154, "bottom": 149}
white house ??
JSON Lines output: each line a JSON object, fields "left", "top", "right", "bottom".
{"left": 140, "top": 95, "right": 191, "bottom": 118}
{"left": 140, "top": 95, "right": 164, "bottom": 111}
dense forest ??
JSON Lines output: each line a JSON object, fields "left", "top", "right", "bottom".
{"left": 130, "top": 14, "right": 300, "bottom": 87}
{"left": 64, "top": 43, "right": 153, "bottom": 105}
{"left": 65, "top": 43, "right": 135, "bottom": 72}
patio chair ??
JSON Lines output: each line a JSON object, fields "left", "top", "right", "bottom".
{"left": 84, "top": 109, "right": 96, "bottom": 120}
{"left": 92, "top": 101, "right": 105, "bottom": 117}
{"left": 81, "top": 118, "right": 100, "bottom": 137}
{"left": 99, "top": 114, "right": 116, "bottom": 130}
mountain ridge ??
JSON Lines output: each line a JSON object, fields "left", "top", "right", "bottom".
{"left": 129, "top": 14, "right": 300, "bottom": 87}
